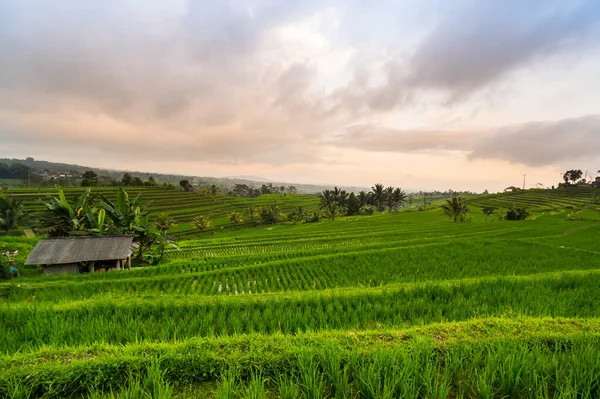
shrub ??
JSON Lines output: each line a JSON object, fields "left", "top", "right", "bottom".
{"left": 505, "top": 207, "right": 530, "bottom": 220}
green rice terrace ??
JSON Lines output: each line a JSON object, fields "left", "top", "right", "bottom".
{"left": 1, "top": 186, "right": 320, "bottom": 238}
{"left": 2, "top": 187, "right": 600, "bottom": 398}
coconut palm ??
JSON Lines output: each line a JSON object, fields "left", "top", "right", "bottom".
{"left": 319, "top": 189, "right": 339, "bottom": 221}
{"left": 192, "top": 216, "right": 211, "bottom": 235}
{"left": 245, "top": 205, "right": 260, "bottom": 222}
{"left": 259, "top": 204, "right": 283, "bottom": 224}
{"left": 441, "top": 197, "right": 470, "bottom": 222}
{"left": 385, "top": 186, "right": 395, "bottom": 211}
{"left": 229, "top": 212, "right": 244, "bottom": 228}
{"left": 357, "top": 191, "right": 369, "bottom": 208}
{"left": 0, "top": 195, "right": 27, "bottom": 234}
{"left": 391, "top": 188, "right": 407, "bottom": 212}
{"left": 154, "top": 213, "right": 177, "bottom": 233}
{"left": 371, "top": 183, "right": 386, "bottom": 212}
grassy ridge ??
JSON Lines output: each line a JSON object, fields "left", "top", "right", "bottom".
{"left": 3, "top": 271, "right": 600, "bottom": 354}
{"left": 2, "top": 318, "right": 600, "bottom": 398}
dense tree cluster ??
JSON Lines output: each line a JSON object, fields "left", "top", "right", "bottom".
{"left": 0, "top": 162, "right": 30, "bottom": 180}
{"left": 318, "top": 184, "right": 407, "bottom": 220}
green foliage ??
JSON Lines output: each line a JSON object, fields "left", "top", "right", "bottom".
{"left": 441, "top": 197, "right": 470, "bottom": 222}
{"left": 192, "top": 215, "right": 212, "bottom": 233}
{"left": 505, "top": 206, "right": 530, "bottom": 221}
{"left": 0, "top": 194, "right": 27, "bottom": 233}
{"left": 259, "top": 204, "right": 283, "bottom": 225}
{"left": 38, "top": 186, "right": 93, "bottom": 236}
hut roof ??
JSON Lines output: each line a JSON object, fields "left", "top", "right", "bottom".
{"left": 25, "top": 235, "right": 134, "bottom": 266}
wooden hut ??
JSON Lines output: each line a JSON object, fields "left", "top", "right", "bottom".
{"left": 25, "top": 235, "right": 134, "bottom": 275}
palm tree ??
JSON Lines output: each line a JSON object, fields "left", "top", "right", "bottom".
{"left": 38, "top": 186, "right": 92, "bottom": 236}
{"left": 333, "top": 187, "right": 348, "bottom": 212}
{"left": 371, "top": 183, "right": 386, "bottom": 212}
{"left": 245, "top": 205, "right": 259, "bottom": 222}
{"left": 391, "top": 188, "right": 407, "bottom": 212}
{"left": 385, "top": 186, "right": 394, "bottom": 211}
{"left": 228, "top": 212, "right": 243, "bottom": 228}
{"left": 259, "top": 204, "right": 283, "bottom": 224}
{"left": 319, "top": 189, "right": 339, "bottom": 221}
{"left": 357, "top": 191, "right": 369, "bottom": 208}
{"left": 155, "top": 213, "right": 177, "bottom": 233}
{"left": 0, "top": 195, "right": 27, "bottom": 234}
{"left": 192, "top": 216, "right": 211, "bottom": 235}
{"left": 441, "top": 197, "right": 470, "bottom": 222}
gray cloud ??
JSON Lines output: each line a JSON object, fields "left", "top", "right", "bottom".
{"left": 0, "top": 0, "right": 336, "bottom": 165}
{"left": 406, "top": 0, "right": 600, "bottom": 99}
{"left": 334, "top": 0, "right": 600, "bottom": 111}
{"left": 470, "top": 114, "right": 600, "bottom": 166}
{"left": 333, "top": 114, "right": 600, "bottom": 166}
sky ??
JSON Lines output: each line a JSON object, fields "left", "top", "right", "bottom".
{"left": 1, "top": 0, "right": 600, "bottom": 192}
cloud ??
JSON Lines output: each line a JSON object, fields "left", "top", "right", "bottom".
{"left": 332, "top": 114, "right": 600, "bottom": 166}
{"left": 0, "top": 1, "right": 343, "bottom": 165}
{"left": 406, "top": 0, "right": 600, "bottom": 98}
{"left": 331, "top": 124, "right": 473, "bottom": 153}
{"left": 333, "top": 0, "right": 600, "bottom": 112}
{"left": 470, "top": 114, "right": 600, "bottom": 166}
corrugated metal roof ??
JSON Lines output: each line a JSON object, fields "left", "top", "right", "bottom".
{"left": 25, "top": 235, "right": 134, "bottom": 265}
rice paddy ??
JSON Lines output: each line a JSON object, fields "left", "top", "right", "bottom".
{"left": 1, "top": 188, "right": 600, "bottom": 398}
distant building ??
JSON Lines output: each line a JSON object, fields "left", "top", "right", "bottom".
{"left": 592, "top": 177, "right": 600, "bottom": 189}
{"left": 25, "top": 235, "right": 134, "bottom": 275}
{"left": 504, "top": 186, "right": 520, "bottom": 192}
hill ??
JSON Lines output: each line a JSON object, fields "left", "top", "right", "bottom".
{"left": 0, "top": 157, "right": 369, "bottom": 194}
{"left": 2, "top": 191, "right": 600, "bottom": 397}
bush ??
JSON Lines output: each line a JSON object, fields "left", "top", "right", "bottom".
{"left": 505, "top": 207, "right": 530, "bottom": 221}
{"left": 359, "top": 206, "right": 374, "bottom": 216}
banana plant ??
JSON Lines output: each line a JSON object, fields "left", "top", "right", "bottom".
{"left": 98, "top": 187, "right": 151, "bottom": 234}
{"left": 38, "top": 186, "right": 92, "bottom": 236}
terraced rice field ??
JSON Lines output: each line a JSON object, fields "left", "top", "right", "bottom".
{"left": 470, "top": 187, "right": 600, "bottom": 212}
{"left": 3, "top": 187, "right": 320, "bottom": 238}
{"left": 2, "top": 190, "right": 600, "bottom": 397}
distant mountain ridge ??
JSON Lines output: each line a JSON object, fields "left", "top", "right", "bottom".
{"left": 0, "top": 157, "right": 369, "bottom": 194}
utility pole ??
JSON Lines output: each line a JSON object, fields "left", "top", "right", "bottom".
{"left": 522, "top": 174, "right": 527, "bottom": 190}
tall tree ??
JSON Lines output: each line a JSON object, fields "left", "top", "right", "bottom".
{"left": 81, "top": 170, "right": 98, "bottom": 187}
{"left": 357, "top": 191, "right": 369, "bottom": 208}
{"left": 391, "top": 188, "right": 407, "bottom": 212}
{"left": 346, "top": 192, "right": 360, "bottom": 216}
{"left": 131, "top": 177, "right": 144, "bottom": 186}
{"left": 319, "top": 190, "right": 339, "bottom": 221}
{"left": 121, "top": 173, "right": 133, "bottom": 186}
{"left": 385, "top": 186, "right": 395, "bottom": 211}
{"left": 441, "top": 197, "right": 470, "bottom": 222}
{"left": 371, "top": 183, "right": 386, "bottom": 212}
{"left": 563, "top": 170, "right": 583, "bottom": 184}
